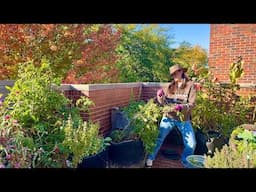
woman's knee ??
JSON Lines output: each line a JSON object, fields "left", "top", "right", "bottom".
{"left": 181, "top": 122, "right": 197, "bottom": 150}
{"left": 191, "top": 138, "right": 197, "bottom": 151}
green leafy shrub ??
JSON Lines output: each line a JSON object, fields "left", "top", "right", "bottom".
{"left": 230, "top": 126, "right": 256, "bottom": 152}
{"left": 0, "top": 114, "right": 33, "bottom": 168}
{"left": 4, "top": 58, "right": 69, "bottom": 127}
{"left": 192, "top": 84, "right": 251, "bottom": 137}
{"left": 109, "top": 129, "right": 137, "bottom": 143}
{"left": 110, "top": 99, "right": 162, "bottom": 154}
{"left": 229, "top": 56, "right": 244, "bottom": 85}
{"left": 109, "top": 100, "right": 145, "bottom": 143}
{"left": 192, "top": 57, "right": 252, "bottom": 137}
{"left": 132, "top": 99, "right": 162, "bottom": 154}
{"left": 0, "top": 59, "right": 103, "bottom": 168}
{"left": 62, "top": 115, "right": 111, "bottom": 167}
{"left": 205, "top": 125, "right": 256, "bottom": 168}
{"left": 204, "top": 143, "right": 256, "bottom": 168}
{"left": 0, "top": 60, "right": 70, "bottom": 167}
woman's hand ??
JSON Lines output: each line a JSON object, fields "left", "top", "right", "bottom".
{"left": 157, "top": 89, "right": 164, "bottom": 97}
{"left": 174, "top": 104, "right": 183, "bottom": 112}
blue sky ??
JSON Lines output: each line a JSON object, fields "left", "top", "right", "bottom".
{"left": 161, "top": 24, "right": 210, "bottom": 52}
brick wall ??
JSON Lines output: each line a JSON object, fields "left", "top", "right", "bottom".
{"left": 61, "top": 83, "right": 143, "bottom": 135}
{"left": 209, "top": 24, "right": 256, "bottom": 95}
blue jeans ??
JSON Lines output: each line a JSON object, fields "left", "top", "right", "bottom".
{"left": 147, "top": 116, "right": 196, "bottom": 167}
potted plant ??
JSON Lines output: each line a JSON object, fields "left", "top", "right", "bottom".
{"left": 109, "top": 101, "right": 145, "bottom": 167}
{"left": 63, "top": 115, "right": 111, "bottom": 168}
{"left": 192, "top": 57, "right": 250, "bottom": 156}
{"left": 204, "top": 125, "right": 256, "bottom": 168}
{"left": 132, "top": 99, "right": 162, "bottom": 155}
{"left": 109, "top": 99, "right": 162, "bottom": 167}
{"left": 61, "top": 94, "right": 112, "bottom": 168}
{"left": 204, "top": 143, "right": 256, "bottom": 168}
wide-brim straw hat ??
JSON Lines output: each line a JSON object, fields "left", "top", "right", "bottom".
{"left": 169, "top": 64, "right": 187, "bottom": 75}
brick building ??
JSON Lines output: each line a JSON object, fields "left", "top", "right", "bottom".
{"left": 209, "top": 24, "right": 256, "bottom": 95}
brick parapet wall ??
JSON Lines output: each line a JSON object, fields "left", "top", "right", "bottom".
{"left": 209, "top": 24, "right": 256, "bottom": 95}
{"left": 61, "top": 83, "right": 143, "bottom": 135}
{"left": 2, "top": 80, "right": 254, "bottom": 135}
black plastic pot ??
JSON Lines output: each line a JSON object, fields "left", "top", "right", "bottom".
{"left": 109, "top": 139, "right": 145, "bottom": 166}
{"left": 77, "top": 148, "right": 109, "bottom": 168}
{"left": 206, "top": 131, "right": 228, "bottom": 155}
{"left": 194, "top": 129, "right": 228, "bottom": 156}
{"left": 111, "top": 107, "right": 129, "bottom": 130}
{"left": 194, "top": 129, "right": 208, "bottom": 155}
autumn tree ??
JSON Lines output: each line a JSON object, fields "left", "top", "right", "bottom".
{"left": 0, "top": 24, "right": 121, "bottom": 83}
{"left": 115, "top": 24, "right": 174, "bottom": 82}
{"left": 171, "top": 42, "right": 208, "bottom": 80}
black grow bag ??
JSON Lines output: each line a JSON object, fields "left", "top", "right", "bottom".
{"left": 194, "top": 130, "right": 228, "bottom": 156}
{"left": 194, "top": 129, "right": 208, "bottom": 155}
{"left": 109, "top": 139, "right": 145, "bottom": 166}
{"left": 206, "top": 131, "right": 228, "bottom": 155}
{"left": 77, "top": 148, "right": 109, "bottom": 168}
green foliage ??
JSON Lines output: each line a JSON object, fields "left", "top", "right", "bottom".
{"left": 229, "top": 56, "right": 244, "bottom": 85}
{"left": 0, "top": 59, "right": 101, "bottom": 168}
{"left": 237, "top": 129, "right": 256, "bottom": 142}
{"left": 115, "top": 25, "right": 208, "bottom": 83}
{"left": 132, "top": 99, "right": 162, "bottom": 153}
{"left": 204, "top": 143, "right": 256, "bottom": 168}
{"left": 230, "top": 127, "right": 256, "bottom": 153}
{"left": 109, "top": 99, "right": 162, "bottom": 154}
{"left": 0, "top": 114, "right": 33, "bottom": 168}
{"left": 122, "top": 100, "right": 146, "bottom": 120}
{"left": 109, "top": 129, "right": 137, "bottom": 143}
{"left": 192, "top": 89, "right": 250, "bottom": 137}
{"left": 110, "top": 101, "right": 146, "bottom": 143}
{"left": 4, "top": 58, "right": 69, "bottom": 127}
{"left": 192, "top": 64, "right": 252, "bottom": 137}
{"left": 116, "top": 24, "right": 173, "bottom": 82}
{"left": 205, "top": 126, "right": 256, "bottom": 168}
{"left": 0, "top": 59, "right": 71, "bottom": 167}
{"left": 62, "top": 116, "right": 110, "bottom": 167}
{"left": 76, "top": 96, "right": 95, "bottom": 112}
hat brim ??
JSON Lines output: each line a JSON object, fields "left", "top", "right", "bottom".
{"left": 170, "top": 67, "right": 187, "bottom": 75}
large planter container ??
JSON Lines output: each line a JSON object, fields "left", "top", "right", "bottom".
{"left": 109, "top": 139, "right": 145, "bottom": 166}
{"left": 206, "top": 131, "right": 228, "bottom": 155}
{"left": 77, "top": 148, "right": 109, "bottom": 168}
{"left": 111, "top": 107, "right": 129, "bottom": 130}
{"left": 194, "top": 129, "right": 208, "bottom": 155}
{"left": 194, "top": 130, "right": 228, "bottom": 156}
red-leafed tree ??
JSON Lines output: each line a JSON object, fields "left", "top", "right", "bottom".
{"left": 0, "top": 24, "right": 121, "bottom": 83}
